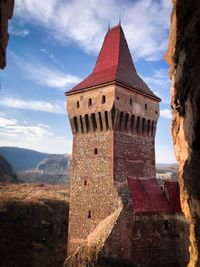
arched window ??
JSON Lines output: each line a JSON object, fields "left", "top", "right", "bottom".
{"left": 102, "top": 95, "right": 106, "bottom": 104}
{"left": 88, "top": 98, "right": 92, "bottom": 107}
{"left": 88, "top": 210, "right": 91, "bottom": 219}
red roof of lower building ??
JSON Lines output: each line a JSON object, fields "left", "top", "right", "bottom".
{"left": 66, "top": 25, "right": 160, "bottom": 101}
{"left": 127, "top": 177, "right": 182, "bottom": 214}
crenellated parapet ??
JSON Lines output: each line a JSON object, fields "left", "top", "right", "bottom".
{"left": 67, "top": 83, "right": 159, "bottom": 138}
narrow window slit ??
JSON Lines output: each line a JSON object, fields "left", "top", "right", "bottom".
{"left": 98, "top": 112, "right": 103, "bottom": 131}
{"left": 88, "top": 98, "right": 92, "bottom": 107}
{"left": 94, "top": 148, "right": 98, "bottom": 154}
{"left": 147, "top": 120, "right": 150, "bottom": 136}
{"left": 142, "top": 118, "right": 145, "bottom": 135}
{"left": 85, "top": 114, "right": 90, "bottom": 132}
{"left": 91, "top": 113, "right": 97, "bottom": 131}
{"left": 105, "top": 111, "right": 109, "bottom": 130}
{"left": 125, "top": 113, "right": 129, "bottom": 131}
{"left": 88, "top": 210, "right": 91, "bottom": 219}
{"left": 102, "top": 95, "right": 106, "bottom": 104}
{"left": 131, "top": 115, "right": 135, "bottom": 132}
{"left": 111, "top": 106, "right": 116, "bottom": 128}
{"left": 151, "top": 121, "right": 154, "bottom": 136}
{"left": 80, "top": 115, "right": 84, "bottom": 133}
{"left": 164, "top": 220, "right": 169, "bottom": 230}
{"left": 136, "top": 116, "right": 140, "bottom": 135}
{"left": 74, "top": 117, "right": 78, "bottom": 133}
{"left": 119, "top": 112, "right": 124, "bottom": 130}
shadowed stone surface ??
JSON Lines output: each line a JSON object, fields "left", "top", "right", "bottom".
{"left": 165, "top": 0, "right": 200, "bottom": 266}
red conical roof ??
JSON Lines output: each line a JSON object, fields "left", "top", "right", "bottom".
{"left": 66, "top": 25, "right": 159, "bottom": 100}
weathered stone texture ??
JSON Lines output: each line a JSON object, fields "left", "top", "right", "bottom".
{"left": 0, "top": 0, "right": 14, "bottom": 69}
{"left": 114, "top": 132, "right": 156, "bottom": 181}
{"left": 165, "top": 0, "right": 200, "bottom": 266}
{"left": 67, "top": 83, "right": 159, "bottom": 257}
{"left": 132, "top": 214, "right": 177, "bottom": 266}
{"left": 174, "top": 216, "right": 190, "bottom": 266}
{"left": 67, "top": 130, "right": 121, "bottom": 256}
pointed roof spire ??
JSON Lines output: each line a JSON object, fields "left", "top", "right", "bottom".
{"left": 66, "top": 25, "right": 159, "bottom": 100}
{"left": 119, "top": 15, "right": 121, "bottom": 26}
{"left": 107, "top": 21, "right": 110, "bottom": 31}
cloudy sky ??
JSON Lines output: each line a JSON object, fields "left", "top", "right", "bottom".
{"left": 0, "top": 0, "right": 175, "bottom": 163}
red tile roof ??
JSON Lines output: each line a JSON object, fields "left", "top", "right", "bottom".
{"left": 165, "top": 181, "right": 182, "bottom": 213}
{"left": 66, "top": 25, "right": 160, "bottom": 100}
{"left": 127, "top": 178, "right": 182, "bottom": 214}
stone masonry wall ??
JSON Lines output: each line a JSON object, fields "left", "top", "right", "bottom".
{"left": 131, "top": 214, "right": 178, "bottom": 266}
{"left": 67, "top": 83, "right": 160, "bottom": 259}
{"left": 174, "top": 216, "right": 190, "bottom": 266}
{"left": 67, "top": 130, "right": 121, "bottom": 256}
{"left": 114, "top": 132, "right": 156, "bottom": 182}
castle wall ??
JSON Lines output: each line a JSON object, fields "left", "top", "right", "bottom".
{"left": 132, "top": 214, "right": 177, "bottom": 266}
{"left": 67, "top": 130, "right": 121, "bottom": 256}
{"left": 114, "top": 132, "right": 156, "bottom": 182}
{"left": 67, "top": 84, "right": 160, "bottom": 257}
{"left": 99, "top": 212, "right": 185, "bottom": 266}
{"left": 174, "top": 216, "right": 190, "bottom": 266}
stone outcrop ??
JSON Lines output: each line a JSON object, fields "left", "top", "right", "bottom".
{"left": 0, "top": 0, "right": 14, "bottom": 69}
{"left": 0, "top": 155, "right": 19, "bottom": 183}
{"left": 165, "top": 0, "right": 200, "bottom": 266}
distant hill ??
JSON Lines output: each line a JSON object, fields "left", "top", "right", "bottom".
{"left": 0, "top": 147, "right": 71, "bottom": 184}
{"left": 0, "top": 147, "right": 48, "bottom": 171}
{"left": 0, "top": 155, "right": 19, "bottom": 183}
{"left": 18, "top": 154, "right": 71, "bottom": 185}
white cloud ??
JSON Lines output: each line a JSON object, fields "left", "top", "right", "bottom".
{"left": 0, "top": 117, "right": 17, "bottom": 127}
{"left": 14, "top": 0, "right": 171, "bottom": 61}
{"left": 0, "top": 116, "right": 72, "bottom": 154}
{"left": 160, "top": 109, "right": 172, "bottom": 119}
{"left": 9, "top": 25, "right": 30, "bottom": 37}
{"left": 40, "top": 48, "right": 64, "bottom": 69}
{"left": 11, "top": 52, "right": 80, "bottom": 89}
{"left": 0, "top": 97, "right": 66, "bottom": 115}
{"left": 0, "top": 116, "right": 53, "bottom": 139}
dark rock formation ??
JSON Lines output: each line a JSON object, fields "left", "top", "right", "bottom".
{"left": 0, "top": 0, "right": 14, "bottom": 69}
{"left": 0, "top": 155, "right": 18, "bottom": 183}
{"left": 165, "top": 0, "right": 200, "bottom": 266}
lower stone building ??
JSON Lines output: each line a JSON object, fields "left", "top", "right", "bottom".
{"left": 97, "top": 179, "right": 189, "bottom": 267}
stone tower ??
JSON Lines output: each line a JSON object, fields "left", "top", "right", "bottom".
{"left": 66, "top": 25, "right": 160, "bottom": 257}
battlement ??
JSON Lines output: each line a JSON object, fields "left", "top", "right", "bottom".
{"left": 67, "top": 84, "right": 159, "bottom": 137}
